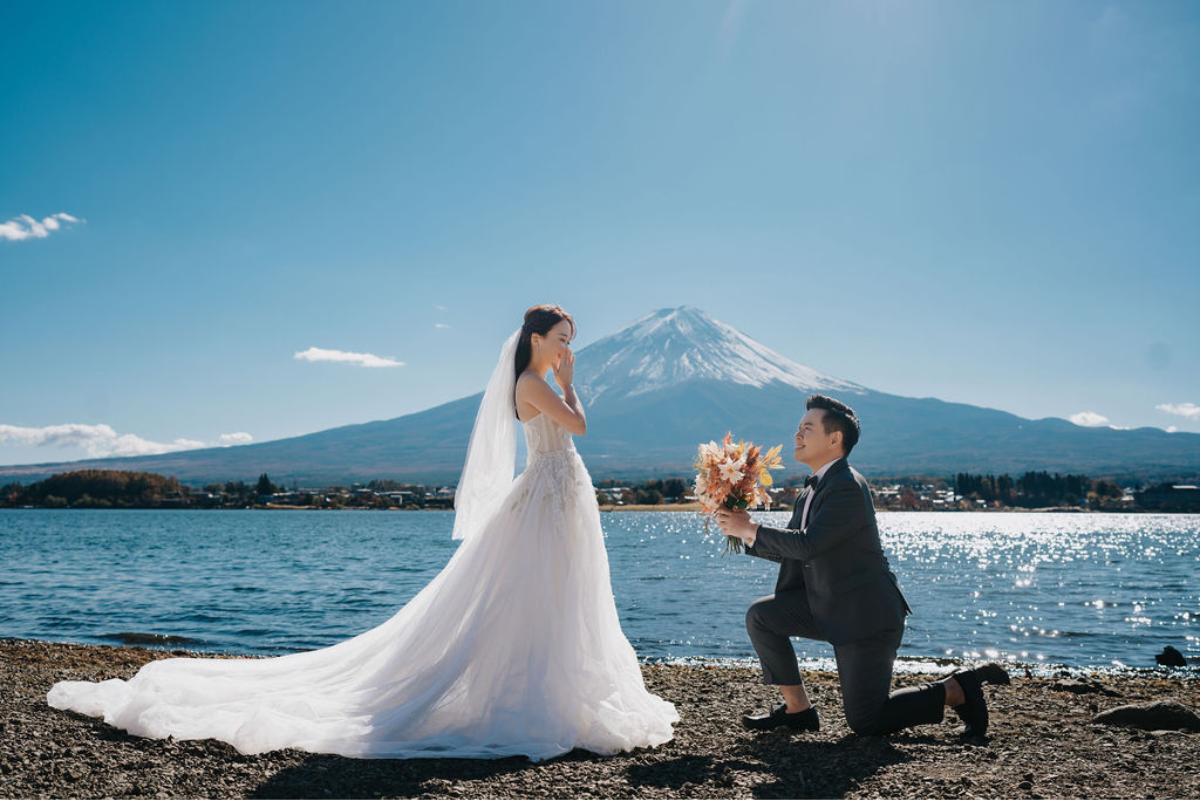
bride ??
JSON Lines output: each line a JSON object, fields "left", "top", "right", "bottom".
{"left": 48, "top": 304, "right": 678, "bottom": 761}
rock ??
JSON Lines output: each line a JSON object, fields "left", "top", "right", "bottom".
{"left": 1094, "top": 701, "right": 1200, "bottom": 732}
{"left": 1156, "top": 646, "right": 1187, "bottom": 668}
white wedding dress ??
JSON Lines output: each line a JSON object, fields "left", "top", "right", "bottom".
{"left": 47, "top": 412, "right": 678, "bottom": 760}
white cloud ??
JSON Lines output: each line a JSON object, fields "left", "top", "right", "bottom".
{"left": 0, "top": 212, "right": 83, "bottom": 242}
{"left": 0, "top": 423, "right": 206, "bottom": 458}
{"left": 293, "top": 347, "right": 404, "bottom": 368}
{"left": 0, "top": 423, "right": 257, "bottom": 458}
{"left": 1167, "top": 426, "right": 1179, "bottom": 434}
{"left": 218, "top": 432, "right": 254, "bottom": 446}
{"left": 1156, "top": 402, "right": 1200, "bottom": 420}
{"left": 434, "top": 323, "right": 451, "bottom": 329}
{"left": 1069, "top": 411, "right": 1111, "bottom": 427}
{"left": 434, "top": 304, "right": 448, "bottom": 311}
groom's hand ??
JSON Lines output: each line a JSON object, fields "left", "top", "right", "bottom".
{"left": 716, "top": 508, "right": 757, "bottom": 547}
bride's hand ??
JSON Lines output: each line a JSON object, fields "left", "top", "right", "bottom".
{"left": 554, "top": 346, "right": 575, "bottom": 389}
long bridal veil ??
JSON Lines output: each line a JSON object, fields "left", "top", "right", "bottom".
{"left": 47, "top": 328, "right": 677, "bottom": 761}
{"left": 452, "top": 329, "right": 519, "bottom": 543}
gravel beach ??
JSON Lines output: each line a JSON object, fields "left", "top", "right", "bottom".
{"left": 2, "top": 638, "right": 1199, "bottom": 799}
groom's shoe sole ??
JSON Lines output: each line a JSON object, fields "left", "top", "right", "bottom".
{"left": 951, "top": 670, "right": 989, "bottom": 737}
{"left": 742, "top": 703, "right": 820, "bottom": 732}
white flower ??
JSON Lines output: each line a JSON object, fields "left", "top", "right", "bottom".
{"left": 718, "top": 458, "right": 745, "bottom": 484}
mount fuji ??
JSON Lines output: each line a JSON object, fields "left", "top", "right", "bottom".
{"left": 574, "top": 307, "right": 863, "bottom": 403}
{"left": 3, "top": 307, "right": 1198, "bottom": 485}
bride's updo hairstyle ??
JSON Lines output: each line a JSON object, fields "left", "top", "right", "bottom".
{"left": 514, "top": 304, "right": 575, "bottom": 381}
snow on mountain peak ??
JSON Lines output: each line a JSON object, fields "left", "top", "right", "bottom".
{"left": 575, "top": 306, "right": 865, "bottom": 403}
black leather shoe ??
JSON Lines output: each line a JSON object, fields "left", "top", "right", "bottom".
{"left": 950, "top": 669, "right": 988, "bottom": 737}
{"left": 742, "top": 703, "right": 820, "bottom": 732}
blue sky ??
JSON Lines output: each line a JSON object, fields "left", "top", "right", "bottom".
{"left": 2, "top": 0, "right": 1198, "bottom": 466}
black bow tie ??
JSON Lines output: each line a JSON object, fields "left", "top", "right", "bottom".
{"left": 804, "top": 475, "right": 819, "bottom": 490}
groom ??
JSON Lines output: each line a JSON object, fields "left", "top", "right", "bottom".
{"left": 717, "top": 394, "right": 1008, "bottom": 737}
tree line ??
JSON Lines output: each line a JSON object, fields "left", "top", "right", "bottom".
{"left": 3, "top": 469, "right": 1193, "bottom": 512}
{"left": 954, "top": 471, "right": 1124, "bottom": 509}
{"left": 0, "top": 471, "right": 442, "bottom": 510}
{"left": 1, "top": 470, "right": 184, "bottom": 509}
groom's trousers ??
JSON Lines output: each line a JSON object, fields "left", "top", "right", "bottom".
{"left": 746, "top": 590, "right": 945, "bottom": 735}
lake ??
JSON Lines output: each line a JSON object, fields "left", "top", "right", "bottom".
{"left": 1, "top": 509, "right": 1196, "bottom": 673}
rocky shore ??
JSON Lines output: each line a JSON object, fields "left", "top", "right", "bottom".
{"left": 2, "top": 638, "right": 1199, "bottom": 799}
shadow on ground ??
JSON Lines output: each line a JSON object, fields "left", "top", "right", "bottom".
{"left": 737, "top": 732, "right": 916, "bottom": 798}
{"left": 619, "top": 731, "right": 928, "bottom": 798}
{"left": 248, "top": 752, "right": 551, "bottom": 799}
{"left": 248, "top": 729, "right": 949, "bottom": 798}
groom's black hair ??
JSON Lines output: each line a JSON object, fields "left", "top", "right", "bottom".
{"left": 805, "top": 394, "right": 861, "bottom": 456}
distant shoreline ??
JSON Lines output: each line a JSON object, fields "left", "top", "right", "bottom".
{"left": 1, "top": 504, "right": 1189, "bottom": 513}
{"left": 7, "top": 467, "right": 1197, "bottom": 513}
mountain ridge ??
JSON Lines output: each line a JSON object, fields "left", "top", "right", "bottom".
{"left": 2, "top": 307, "right": 1197, "bottom": 484}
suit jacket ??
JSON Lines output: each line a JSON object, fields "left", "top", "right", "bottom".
{"left": 746, "top": 458, "right": 912, "bottom": 646}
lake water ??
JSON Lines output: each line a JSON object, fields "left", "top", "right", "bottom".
{"left": 1, "top": 509, "right": 1197, "bottom": 673}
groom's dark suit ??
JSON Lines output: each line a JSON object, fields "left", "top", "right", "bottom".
{"left": 746, "top": 458, "right": 945, "bottom": 735}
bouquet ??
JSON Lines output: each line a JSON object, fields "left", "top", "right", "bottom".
{"left": 694, "top": 433, "right": 784, "bottom": 554}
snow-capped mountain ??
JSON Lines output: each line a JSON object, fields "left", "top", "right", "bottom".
{"left": 576, "top": 307, "right": 864, "bottom": 404}
{"left": 3, "top": 307, "right": 1198, "bottom": 484}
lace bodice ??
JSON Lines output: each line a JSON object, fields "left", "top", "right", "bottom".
{"left": 522, "top": 413, "right": 576, "bottom": 461}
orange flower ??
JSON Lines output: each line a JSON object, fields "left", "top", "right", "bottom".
{"left": 694, "top": 433, "right": 785, "bottom": 555}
